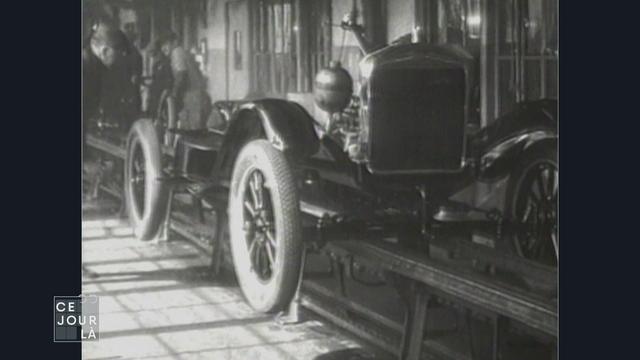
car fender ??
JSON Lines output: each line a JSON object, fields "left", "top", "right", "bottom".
{"left": 476, "top": 100, "right": 557, "bottom": 181}
{"left": 215, "top": 99, "right": 320, "bottom": 176}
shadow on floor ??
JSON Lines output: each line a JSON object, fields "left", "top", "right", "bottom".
{"left": 313, "top": 348, "right": 387, "bottom": 360}
{"left": 83, "top": 265, "right": 239, "bottom": 288}
{"left": 99, "top": 314, "right": 272, "bottom": 339}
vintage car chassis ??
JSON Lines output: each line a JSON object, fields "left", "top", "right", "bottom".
{"left": 85, "top": 115, "right": 557, "bottom": 359}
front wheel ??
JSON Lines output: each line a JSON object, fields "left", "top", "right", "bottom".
{"left": 505, "top": 142, "right": 558, "bottom": 267}
{"left": 228, "top": 140, "right": 303, "bottom": 313}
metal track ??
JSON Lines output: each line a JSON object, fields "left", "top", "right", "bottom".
{"left": 86, "top": 134, "right": 126, "bottom": 159}
{"left": 328, "top": 241, "right": 557, "bottom": 336}
{"left": 301, "top": 281, "right": 474, "bottom": 360}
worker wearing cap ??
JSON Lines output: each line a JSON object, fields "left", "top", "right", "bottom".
{"left": 158, "top": 32, "right": 210, "bottom": 131}
{"left": 103, "top": 22, "right": 143, "bottom": 127}
{"left": 82, "top": 22, "right": 127, "bottom": 129}
{"left": 82, "top": 22, "right": 128, "bottom": 199}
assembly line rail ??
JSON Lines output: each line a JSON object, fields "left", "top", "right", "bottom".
{"left": 326, "top": 240, "right": 557, "bottom": 337}
{"left": 86, "top": 133, "right": 175, "bottom": 159}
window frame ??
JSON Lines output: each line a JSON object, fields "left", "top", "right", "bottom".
{"left": 416, "top": 0, "right": 558, "bottom": 124}
{"left": 249, "top": 0, "right": 332, "bottom": 96}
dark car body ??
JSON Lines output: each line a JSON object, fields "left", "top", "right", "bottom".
{"left": 190, "top": 41, "right": 555, "bottom": 220}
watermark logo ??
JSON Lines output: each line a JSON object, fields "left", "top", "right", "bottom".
{"left": 53, "top": 295, "right": 99, "bottom": 342}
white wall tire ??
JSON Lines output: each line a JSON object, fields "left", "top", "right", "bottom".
{"left": 228, "top": 140, "right": 303, "bottom": 313}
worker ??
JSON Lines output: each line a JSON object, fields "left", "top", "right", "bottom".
{"left": 82, "top": 22, "right": 127, "bottom": 137}
{"left": 121, "top": 22, "right": 144, "bottom": 120}
{"left": 98, "top": 27, "right": 142, "bottom": 131}
{"left": 147, "top": 38, "right": 174, "bottom": 118}
{"left": 82, "top": 22, "right": 127, "bottom": 199}
{"left": 158, "top": 32, "right": 210, "bottom": 131}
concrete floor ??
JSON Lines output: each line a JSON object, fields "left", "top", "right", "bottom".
{"left": 81, "top": 200, "right": 391, "bottom": 360}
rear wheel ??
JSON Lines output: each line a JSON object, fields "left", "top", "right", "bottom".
{"left": 228, "top": 139, "right": 303, "bottom": 313}
{"left": 505, "top": 142, "right": 558, "bottom": 266}
{"left": 124, "top": 119, "right": 170, "bottom": 240}
{"left": 153, "top": 93, "right": 176, "bottom": 147}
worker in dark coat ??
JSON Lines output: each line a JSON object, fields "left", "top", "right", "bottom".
{"left": 119, "top": 23, "right": 144, "bottom": 125}
{"left": 159, "top": 32, "right": 210, "bottom": 130}
{"left": 82, "top": 22, "right": 127, "bottom": 148}
{"left": 82, "top": 22, "right": 127, "bottom": 199}
{"left": 147, "top": 38, "right": 174, "bottom": 118}
{"left": 98, "top": 28, "right": 143, "bottom": 131}
{"left": 122, "top": 23, "right": 143, "bottom": 100}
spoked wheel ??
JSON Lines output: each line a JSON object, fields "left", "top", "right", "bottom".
{"left": 243, "top": 169, "right": 278, "bottom": 280}
{"left": 229, "top": 139, "right": 303, "bottom": 313}
{"left": 506, "top": 142, "right": 558, "bottom": 267}
{"left": 154, "top": 93, "right": 176, "bottom": 147}
{"left": 124, "top": 119, "right": 170, "bottom": 240}
{"left": 130, "top": 145, "right": 146, "bottom": 215}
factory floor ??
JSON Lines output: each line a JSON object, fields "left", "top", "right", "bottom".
{"left": 81, "top": 198, "right": 391, "bottom": 360}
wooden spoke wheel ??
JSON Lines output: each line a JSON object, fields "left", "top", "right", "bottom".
{"left": 228, "top": 140, "right": 303, "bottom": 313}
{"left": 507, "top": 142, "right": 558, "bottom": 267}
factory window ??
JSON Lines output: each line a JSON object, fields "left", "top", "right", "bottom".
{"left": 417, "top": 0, "right": 557, "bottom": 122}
{"left": 359, "top": 0, "right": 387, "bottom": 48}
{"left": 304, "top": 0, "right": 332, "bottom": 92}
{"left": 493, "top": 0, "right": 558, "bottom": 116}
{"left": 251, "top": 0, "right": 332, "bottom": 96}
{"left": 417, "top": 0, "right": 482, "bottom": 123}
{"left": 418, "top": 0, "right": 481, "bottom": 51}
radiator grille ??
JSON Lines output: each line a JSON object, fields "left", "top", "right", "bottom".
{"left": 368, "top": 67, "right": 466, "bottom": 173}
